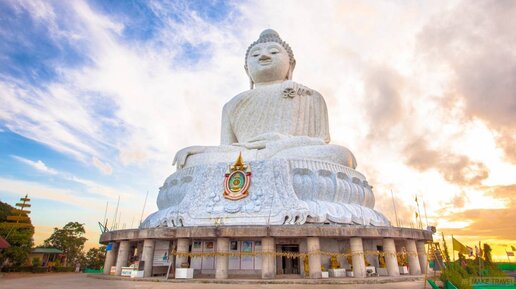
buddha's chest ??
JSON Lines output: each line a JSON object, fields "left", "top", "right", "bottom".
{"left": 230, "top": 90, "right": 308, "bottom": 140}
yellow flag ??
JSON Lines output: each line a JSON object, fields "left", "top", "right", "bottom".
{"left": 452, "top": 237, "right": 469, "bottom": 255}
{"left": 512, "top": 245, "right": 516, "bottom": 252}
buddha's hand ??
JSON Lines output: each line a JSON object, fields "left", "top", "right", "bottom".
{"left": 233, "top": 132, "right": 287, "bottom": 150}
{"left": 172, "top": 146, "right": 207, "bottom": 169}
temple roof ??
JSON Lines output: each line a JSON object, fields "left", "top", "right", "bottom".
{"left": 32, "top": 247, "right": 63, "bottom": 254}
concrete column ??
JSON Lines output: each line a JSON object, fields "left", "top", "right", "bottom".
{"left": 350, "top": 237, "right": 366, "bottom": 278}
{"left": 383, "top": 238, "right": 399, "bottom": 276}
{"left": 307, "top": 237, "right": 321, "bottom": 279}
{"left": 137, "top": 241, "right": 144, "bottom": 260}
{"left": 261, "top": 237, "right": 276, "bottom": 279}
{"left": 115, "top": 241, "right": 130, "bottom": 276}
{"left": 103, "top": 242, "right": 119, "bottom": 275}
{"left": 142, "top": 239, "right": 155, "bottom": 277}
{"left": 416, "top": 241, "right": 428, "bottom": 274}
{"left": 215, "top": 238, "right": 229, "bottom": 279}
{"left": 175, "top": 239, "right": 190, "bottom": 268}
{"left": 406, "top": 239, "right": 421, "bottom": 275}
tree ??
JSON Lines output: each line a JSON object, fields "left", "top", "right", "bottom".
{"left": 84, "top": 246, "right": 106, "bottom": 270}
{"left": 44, "top": 222, "right": 87, "bottom": 267}
{"left": 483, "top": 243, "right": 492, "bottom": 264}
{"left": 0, "top": 200, "right": 34, "bottom": 268}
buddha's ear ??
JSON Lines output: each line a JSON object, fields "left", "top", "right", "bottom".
{"left": 244, "top": 65, "right": 254, "bottom": 89}
{"left": 287, "top": 60, "right": 296, "bottom": 80}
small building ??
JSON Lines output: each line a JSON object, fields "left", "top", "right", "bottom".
{"left": 28, "top": 248, "right": 65, "bottom": 267}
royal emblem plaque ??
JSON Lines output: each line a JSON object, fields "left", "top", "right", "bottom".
{"left": 223, "top": 153, "right": 251, "bottom": 200}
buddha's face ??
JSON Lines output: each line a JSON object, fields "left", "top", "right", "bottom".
{"left": 247, "top": 42, "right": 290, "bottom": 84}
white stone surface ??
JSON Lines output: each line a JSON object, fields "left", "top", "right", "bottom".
{"left": 399, "top": 266, "right": 409, "bottom": 274}
{"left": 142, "top": 158, "right": 389, "bottom": 227}
{"left": 328, "top": 268, "right": 347, "bottom": 277}
{"left": 175, "top": 268, "right": 194, "bottom": 279}
{"left": 142, "top": 29, "right": 391, "bottom": 229}
{"left": 378, "top": 268, "right": 388, "bottom": 276}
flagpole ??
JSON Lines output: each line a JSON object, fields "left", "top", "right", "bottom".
{"left": 506, "top": 250, "right": 511, "bottom": 262}
{"left": 452, "top": 234, "right": 455, "bottom": 263}
{"left": 390, "top": 190, "right": 399, "bottom": 227}
{"left": 416, "top": 194, "right": 423, "bottom": 229}
{"left": 479, "top": 241, "right": 482, "bottom": 279}
{"left": 422, "top": 195, "right": 429, "bottom": 228}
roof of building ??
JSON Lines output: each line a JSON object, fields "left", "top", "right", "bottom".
{"left": 0, "top": 237, "right": 10, "bottom": 249}
{"left": 31, "top": 248, "right": 63, "bottom": 254}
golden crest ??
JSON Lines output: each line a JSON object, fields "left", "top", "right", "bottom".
{"left": 223, "top": 153, "right": 251, "bottom": 200}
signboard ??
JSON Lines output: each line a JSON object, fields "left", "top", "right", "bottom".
{"left": 121, "top": 267, "right": 133, "bottom": 277}
{"left": 241, "top": 241, "right": 254, "bottom": 269}
{"left": 229, "top": 240, "right": 240, "bottom": 269}
{"left": 106, "top": 242, "right": 113, "bottom": 251}
{"left": 191, "top": 241, "right": 202, "bottom": 269}
{"left": 153, "top": 240, "right": 170, "bottom": 266}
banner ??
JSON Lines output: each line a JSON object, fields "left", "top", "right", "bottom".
{"left": 153, "top": 240, "right": 170, "bottom": 266}
{"left": 452, "top": 237, "right": 469, "bottom": 255}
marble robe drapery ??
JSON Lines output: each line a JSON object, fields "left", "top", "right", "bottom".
{"left": 221, "top": 82, "right": 331, "bottom": 145}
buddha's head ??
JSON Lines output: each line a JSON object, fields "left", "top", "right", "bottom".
{"left": 245, "top": 29, "right": 296, "bottom": 88}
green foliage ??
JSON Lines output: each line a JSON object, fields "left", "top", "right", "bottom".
{"left": 482, "top": 243, "right": 492, "bottom": 264}
{"left": 54, "top": 266, "right": 74, "bottom": 272}
{"left": 83, "top": 246, "right": 106, "bottom": 270}
{"left": 44, "top": 222, "right": 87, "bottom": 267}
{"left": 440, "top": 242, "right": 508, "bottom": 289}
{"left": 32, "top": 257, "right": 41, "bottom": 267}
{"left": 442, "top": 233, "right": 451, "bottom": 262}
{"left": 0, "top": 201, "right": 34, "bottom": 268}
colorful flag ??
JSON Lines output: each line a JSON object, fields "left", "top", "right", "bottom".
{"left": 512, "top": 245, "right": 516, "bottom": 252}
{"left": 452, "top": 237, "right": 469, "bottom": 255}
{"left": 467, "top": 246, "right": 474, "bottom": 257}
{"left": 507, "top": 251, "right": 515, "bottom": 257}
{"left": 415, "top": 212, "right": 419, "bottom": 218}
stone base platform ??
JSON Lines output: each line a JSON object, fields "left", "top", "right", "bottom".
{"left": 88, "top": 273, "right": 426, "bottom": 284}
{"left": 100, "top": 224, "right": 432, "bottom": 242}
{"left": 100, "top": 224, "right": 432, "bottom": 280}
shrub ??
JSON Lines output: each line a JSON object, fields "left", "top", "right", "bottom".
{"left": 54, "top": 266, "right": 74, "bottom": 272}
{"left": 32, "top": 257, "right": 41, "bottom": 267}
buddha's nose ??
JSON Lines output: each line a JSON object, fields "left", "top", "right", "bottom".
{"left": 259, "top": 55, "right": 271, "bottom": 61}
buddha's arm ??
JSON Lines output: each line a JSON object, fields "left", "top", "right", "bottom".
{"left": 220, "top": 103, "right": 237, "bottom": 145}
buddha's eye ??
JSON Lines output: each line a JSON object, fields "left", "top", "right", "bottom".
{"left": 269, "top": 48, "right": 279, "bottom": 54}
{"left": 252, "top": 53, "right": 259, "bottom": 57}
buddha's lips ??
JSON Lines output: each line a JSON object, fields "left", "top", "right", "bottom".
{"left": 259, "top": 59, "right": 272, "bottom": 65}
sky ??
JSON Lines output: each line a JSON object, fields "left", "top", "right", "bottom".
{"left": 0, "top": 0, "right": 515, "bottom": 260}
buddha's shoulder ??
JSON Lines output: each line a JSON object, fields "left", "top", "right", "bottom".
{"left": 281, "top": 81, "right": 322, "bottom": 98}
{"left": 223, "top": 90, "right": 252, "bottom": 112}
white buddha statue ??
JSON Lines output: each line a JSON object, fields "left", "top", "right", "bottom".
{"left": 173, "top": 29, "right": 356, "bottom": 170}
{"left": 141, "top": 29, "right": 390, "bottom": 228}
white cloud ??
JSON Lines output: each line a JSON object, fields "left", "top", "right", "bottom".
{"left": 92, "top": 157, "right": 113, "bottom": 175}
{"left": 11, "top": 155, "right": 58, "bottom": 175}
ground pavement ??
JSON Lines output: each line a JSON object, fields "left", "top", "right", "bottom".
{"left": 0, "top": 273, "right": 428, "bottom": 289}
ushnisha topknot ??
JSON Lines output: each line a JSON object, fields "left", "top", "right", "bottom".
{"left": 244, "top": 29, "right": 296, "bottom": 74}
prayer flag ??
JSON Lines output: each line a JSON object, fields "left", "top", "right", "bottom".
{"left": 512, "top": 245, "right": 516, "bottom": 252}
{"left": 452, "top": 237, "right": 469, "bottom": 255}
{"left": 467, "top": 246, "right": 474, "bottom": 257}
{"left": 507, "top": 251, "right": 514, "bottom": 257}
{"left": 475, "top": 246, "right": 480, "bottom": 257}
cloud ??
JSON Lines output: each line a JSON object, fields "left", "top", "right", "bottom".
{"left": 404, "top": 137, "right": 489, "bottom": 186}
{"left": 439, "top": 185, "right": 516, "bottom": 239}
{"left": 417, "top": 0, "right": 516, "bottom": 163}
{"left": 11, "top": 155, "right": 58, "bottom": 175}
{"left": 92, "top": 157, "right": 112, "bottom": 175}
